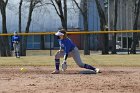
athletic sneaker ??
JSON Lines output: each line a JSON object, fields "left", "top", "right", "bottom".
{"left": 95, "top": 68, "right": 100, "bottom": 74}
{"left": 51, "top": 70, "right": 60, "bottom": 74}
{"left": 16, "top": 56, "right": 20, "bottom": 58}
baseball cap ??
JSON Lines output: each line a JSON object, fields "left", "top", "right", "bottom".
{"left": 14, "top": 31, "right": 17, "bottom": 35}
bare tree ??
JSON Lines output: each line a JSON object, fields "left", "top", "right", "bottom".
{"left": 73, "top": 0, "right": 90, "bottom": 55}
{"left": 19, "top": 0, "right": 23, "bottom": 55}
{"left": 0, "top": 0, "right": 11, "bottom": 56}
{"left": 22, "top": 0, "right": 42, "bottom": 56}
{"left": 130, "top": 0, "right": 140, "bottom": 54}
{"left": 94, "top": 0, "right": 109, "bottom": 54}
{"left": 111, "top": 0, "right": 118, "bottom": 54}
{"left": 50, "top": 0, "right": 67, "bottom": 29}
{"left": 19, "top": 0, "right": 23, "bottom": 33}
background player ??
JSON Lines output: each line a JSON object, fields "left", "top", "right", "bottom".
{"left": 12, "top": 31, "right": 20, "bottom": 58}
{"left": 52, "top": 29, "right": 100, "bottom": 74}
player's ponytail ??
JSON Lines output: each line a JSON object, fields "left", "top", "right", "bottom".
{"left": 60, "top": 29, "right": 67, "bottom": 38}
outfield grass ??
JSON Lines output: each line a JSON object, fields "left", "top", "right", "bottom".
{"left": 0, "top": 50, "right": 140, "bottom": 67}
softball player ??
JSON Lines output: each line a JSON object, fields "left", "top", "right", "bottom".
{"left": 52, "top": 29, "right": 100, "bottom": 74}
{"left": 12, "top": 31, "right": 20, "bottom": 58}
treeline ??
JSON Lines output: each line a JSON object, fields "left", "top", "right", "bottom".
{"left": 0, "top": 0, "right": 140, "bottom": 56}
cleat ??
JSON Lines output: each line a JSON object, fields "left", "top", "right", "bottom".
{"left": 51, "top": 70, "right": 60, "bottom": 74}
{"left": 95, "top": 68, "right": 100, "bottom": 74}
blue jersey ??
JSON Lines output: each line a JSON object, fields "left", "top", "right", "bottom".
{"left": 59, "top": 38, "right": 76, "bottom": 54}
{"left": 12, "top": 35, "right": 20, "bottom": 43}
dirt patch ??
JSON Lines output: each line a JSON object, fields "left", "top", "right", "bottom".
{"left": 0, "top": 66, "right": 140, "bottom": 93}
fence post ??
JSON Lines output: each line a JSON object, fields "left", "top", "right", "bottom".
{"left": 127, "top": 37, "right": 130, "bottom": 54}
{"left": 50, "top": 34, "right": 52, "bottom": 56}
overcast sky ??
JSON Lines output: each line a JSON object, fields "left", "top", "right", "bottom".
{"left": 0, "top": 0, "right": 81, "bottom": 33}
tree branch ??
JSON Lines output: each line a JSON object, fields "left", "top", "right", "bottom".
{"left": 73, "top": 0, "right": 85, "bottom": 16}
{"left": 5, "top": 0, "right": 8, "bottom": 5}
{"left": 0, "top": 0, "right": 8, "bottom": 8}
{"left": 35, "top": 3, "right": 53, "bottom": 8}
{"left": 50, "top": 0, "right": 61, "bottom": 17}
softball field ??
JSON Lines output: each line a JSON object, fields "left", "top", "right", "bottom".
{"left": 0, "top": 50, "right": 140, "bottom": 93}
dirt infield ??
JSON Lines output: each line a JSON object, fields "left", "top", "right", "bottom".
{"left": 0, "top": 66, "right": 140, "bottom": 93}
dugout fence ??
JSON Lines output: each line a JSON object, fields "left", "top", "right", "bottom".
{"left": 0, "top": 30, "right": 140, "bottom": 56}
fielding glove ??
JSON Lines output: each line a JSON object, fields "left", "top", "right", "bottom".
{"left": 14, "top": 41, "right": 19, "bottom": 44}
{"left": 62, "top": 60, "right": 67, "bottom": 71}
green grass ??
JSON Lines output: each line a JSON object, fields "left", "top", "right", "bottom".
{"left": 0, "top": 50, "right": 140, "bottom": 67}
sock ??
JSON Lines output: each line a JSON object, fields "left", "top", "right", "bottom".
{"left": 15, "top": 52, "right": 17, "bottom": 57}
{"left": 55, "top": 59, "right": 60, "bottom": 70}
{"left": 17, "top": 52, "right": 20, "bottom": 57}
{"left": 84, "top": 64, "right": 96, "bottom": 71}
